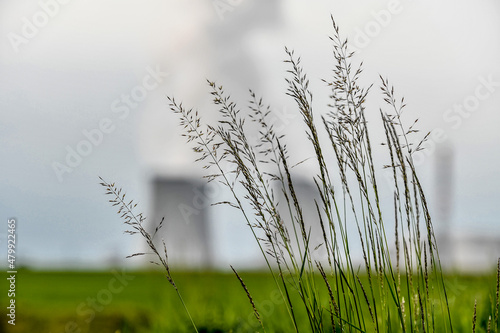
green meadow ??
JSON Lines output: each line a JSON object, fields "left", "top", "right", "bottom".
{"left": 2, "top": 269, "right": 498, "bottom": 332}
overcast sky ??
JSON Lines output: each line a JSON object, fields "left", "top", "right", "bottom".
{"left": 1, "top": 0, "right": 499, "bottom": 269}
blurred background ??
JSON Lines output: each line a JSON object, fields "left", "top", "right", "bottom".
{"left": 1, "top": 0, "right": 500, "bottom": 273}
{"left": 2, "top": 1, "right": 500, "bottom": 332}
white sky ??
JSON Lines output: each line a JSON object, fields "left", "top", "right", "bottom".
{"left": 1, "top": 0, "right": 499, "bottom": 268}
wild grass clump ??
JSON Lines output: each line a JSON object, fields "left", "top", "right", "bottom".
{"left": 101, "top": 17, "right": 500, "bottom": 332}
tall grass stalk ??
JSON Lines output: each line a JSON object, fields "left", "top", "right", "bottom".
{"left": 101, "top": 17, "right": 499, "bottom": 333}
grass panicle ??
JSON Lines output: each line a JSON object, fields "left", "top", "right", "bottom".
{"left": 473, "top": 299, "right": 477, "bottom": 333}
{"left": 231, "top": 265, "right": 266, "bottom": 332}
{"left": 99, "top": 177, "right": 199, "bottom": 333}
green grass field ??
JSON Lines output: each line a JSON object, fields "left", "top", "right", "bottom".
{"left": 1, "top": 269, "right": 498, "bottom": 332}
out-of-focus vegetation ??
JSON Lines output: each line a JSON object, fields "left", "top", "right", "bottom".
{"left": 2, "top": 269, "right": 498, "bottom": 332}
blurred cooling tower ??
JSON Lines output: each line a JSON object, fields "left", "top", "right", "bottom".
{"left": 144, "top": 0, "right": 287, "bottom": 270}
{"left": 150, "top": 177, "right": 213, "bottom": 269}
